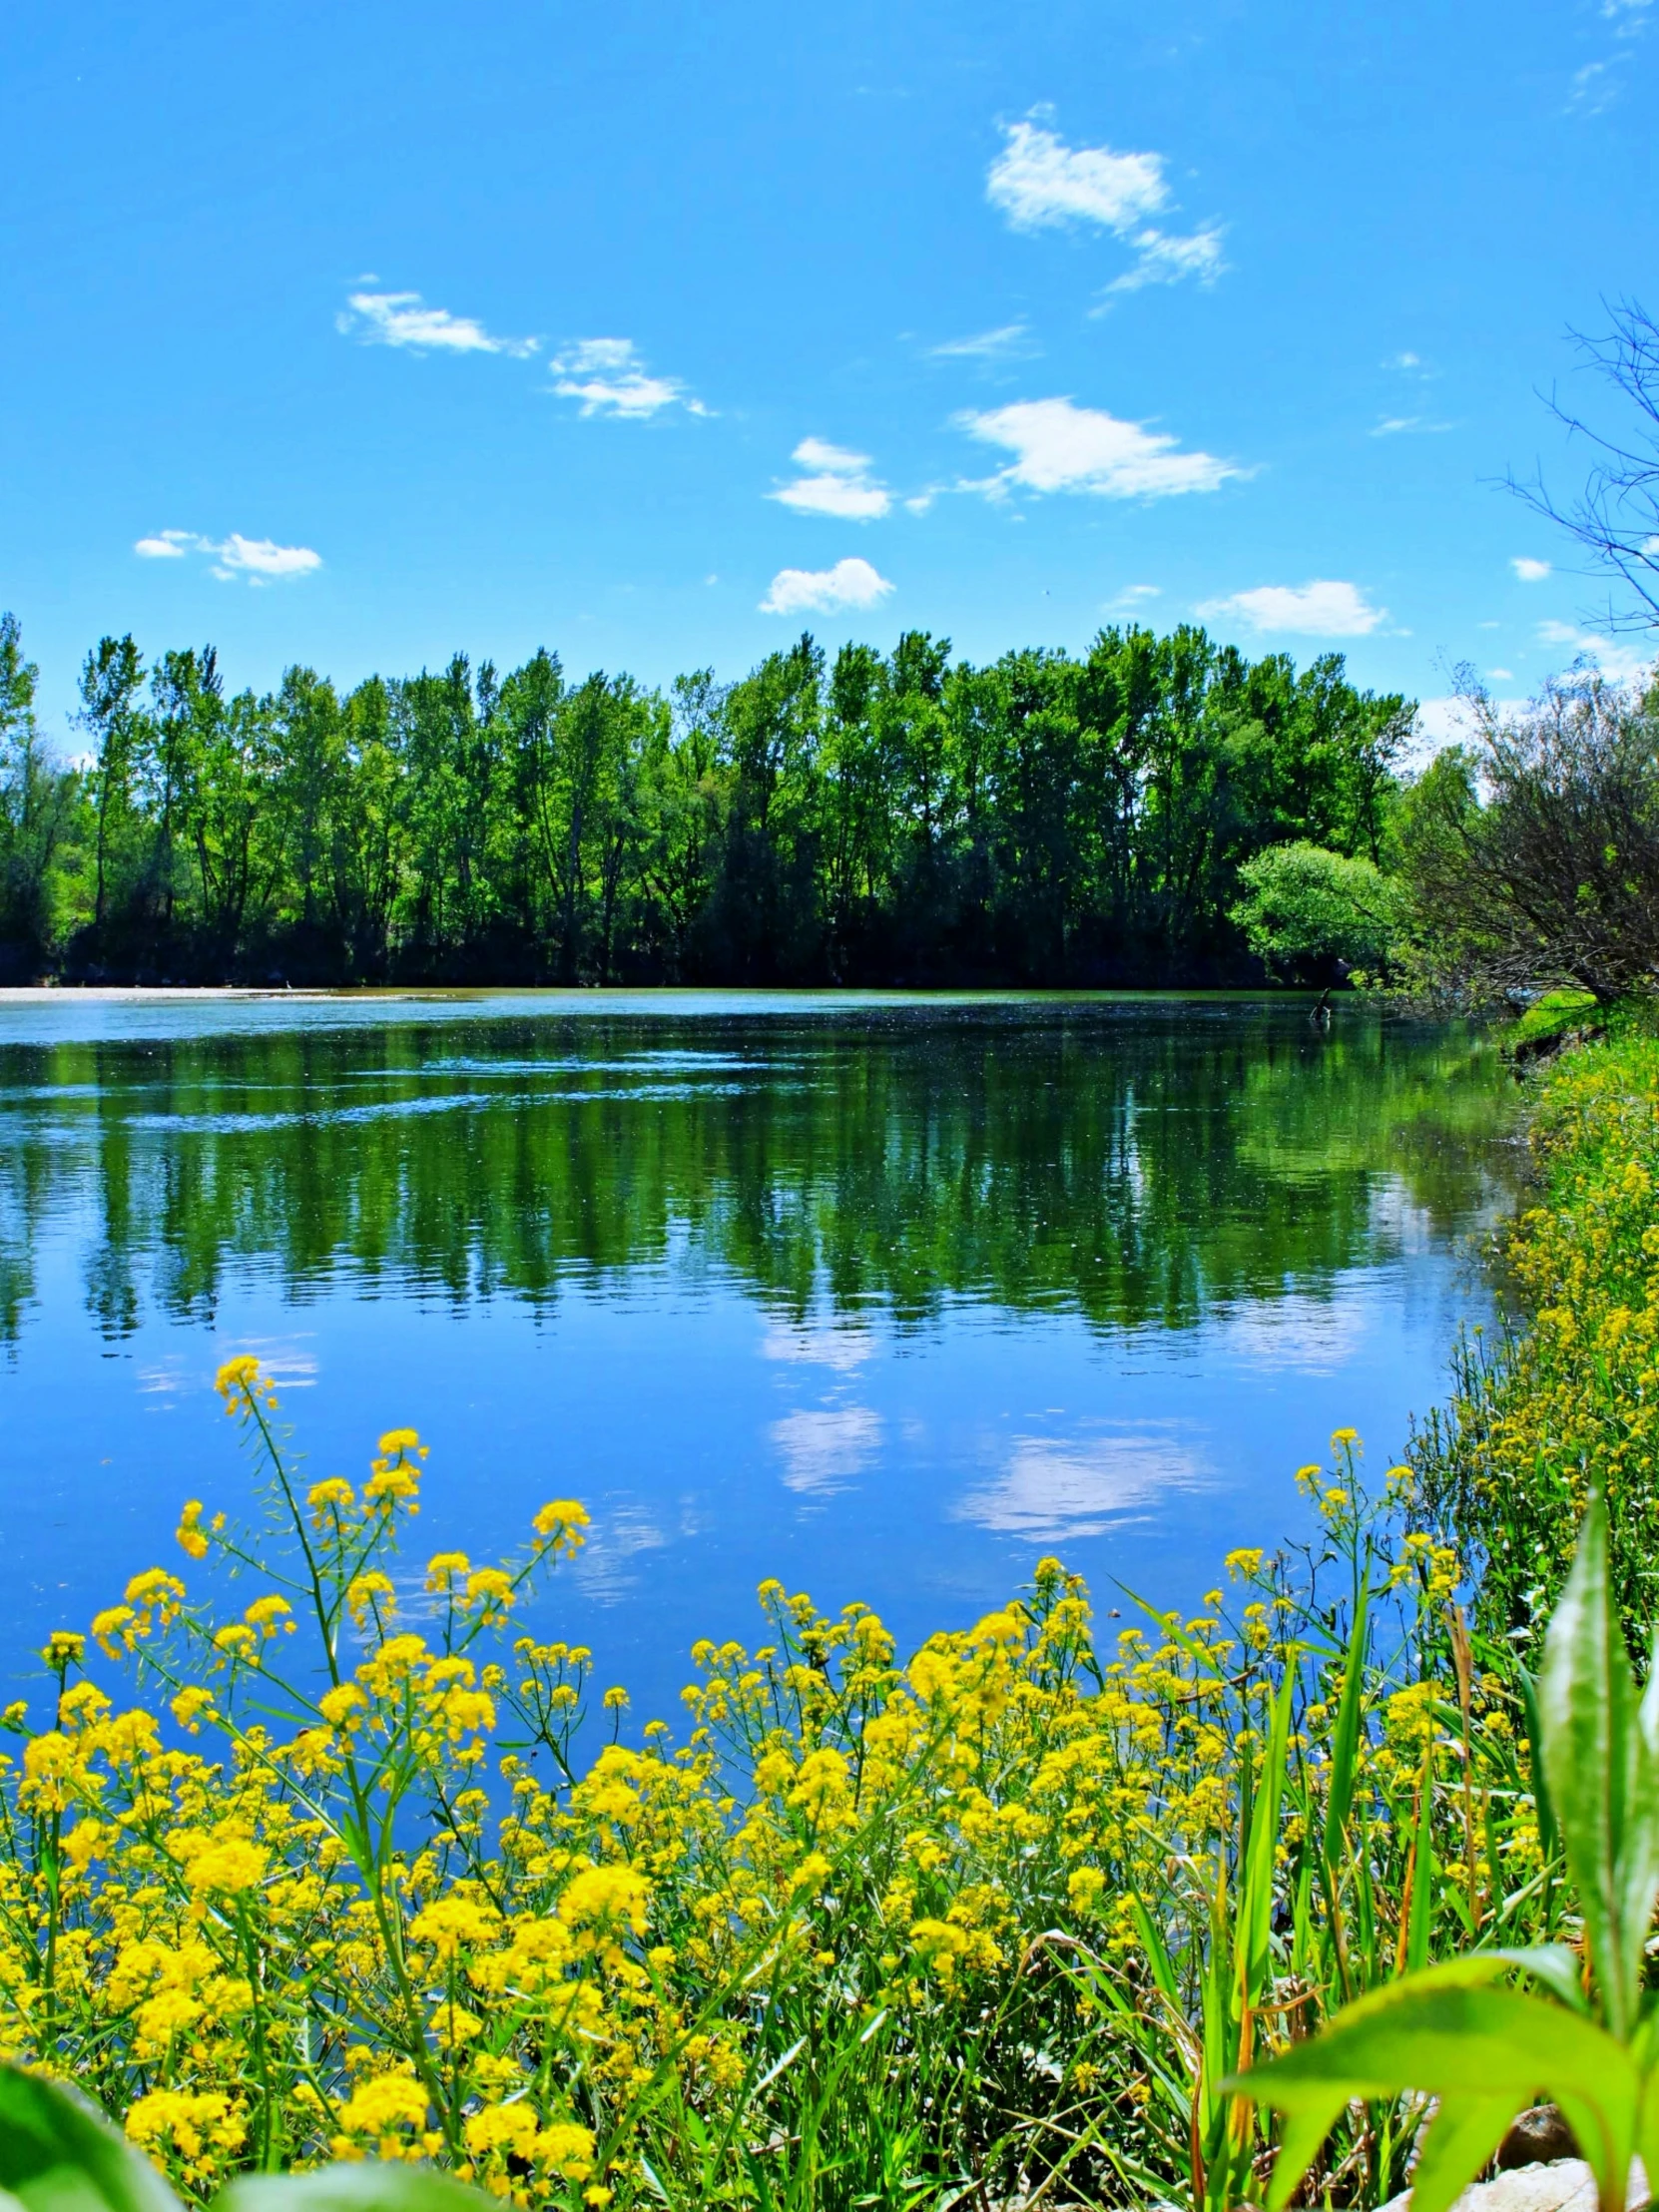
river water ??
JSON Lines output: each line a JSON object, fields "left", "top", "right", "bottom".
{"left": 0, "top": 990, "right": 1520, "bottom": 1723}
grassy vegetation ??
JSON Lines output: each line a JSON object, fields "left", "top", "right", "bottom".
{"left": 1501, "top": 988, "right": 1601, "bottom": 1058}
{"left": 1412, "top": 1008, "right": 1659, "bottom": 1644}
{"left": 10, "top": 1015, "right": 1659, "bottom": 2209}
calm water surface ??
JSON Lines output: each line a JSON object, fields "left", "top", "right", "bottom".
{"left": 0, "top": 990, "right": 1521, "bottom": 1722}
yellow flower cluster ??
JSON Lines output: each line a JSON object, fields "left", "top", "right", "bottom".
{"left": 0, "top": 1357, "right": 1541, "bottom": 2212}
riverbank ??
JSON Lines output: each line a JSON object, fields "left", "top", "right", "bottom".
{"left": 1, "top": 1016, "right": 1642, "bottom": 2209}
{"left": 1412, "top": 1005, "right": 1659, "bottom": 1644}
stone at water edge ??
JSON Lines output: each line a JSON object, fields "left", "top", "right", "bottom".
{"left": 1498, "top": 2109, "right": 1581, "bottom": 2170}
{"left": 1380, "top": 2162, "right": 1649, "bottom": 2212}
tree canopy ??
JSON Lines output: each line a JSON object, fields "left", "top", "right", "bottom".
{"left": 1, "top": 616, "right": 1413, "bottom": 986}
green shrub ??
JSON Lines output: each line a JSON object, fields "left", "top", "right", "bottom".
{"left": 1230, "top": 841, "right": 1403, "bottom": 978}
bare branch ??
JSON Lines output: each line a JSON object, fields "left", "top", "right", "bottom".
{"left": 1507, "top": 298, "right": 1659, "bottom": 635}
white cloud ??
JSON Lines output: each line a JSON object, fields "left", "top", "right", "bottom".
{"left": 1199, "top": 579, "right": 1385, "bottom": 636}
{"left": 986, "top": 118, "right": 1225, "bottom": 292}
{"left": 770, "top": 438, "right": 892, "bottom": 520}
{"left": 930, "top": 321, "right": 1036, "bottom": 359}
{"left": 1511, "top": 556, "right": 1552, "bottom": 582}
{"left": 1488, "top": 667, "right": 1514, "bottom": 681}
{"left": 956, "top": 1427, "right": 1209, "bottom": 1540}
{"left": 771, "top": 1406, "right": 883, "bottom": 1494}
{"left": 220, "top": 534, "right": 323, "bottom": 579}
{"left": 760, "top": 558, "right": 894, "bottom": 617}
{"left": 987, "top": 120, "right": 1167, "bottom": 232}
{"left": 1106, "top": 583, "right": 1161, "bottom": 611}
{"left": 1536, "top": 620, "right": 1653, "bottom": 682}
{"left": 1570, "top": 59, "right": 1616, "bottom": 111}
{"left": 338, "top": 289, "right": 537, "bottom": 357}
{"left": 960, "top": 396, "right": 1237, "bottom": 499}
{"left": 552, "top": 338, "right": 707, "bottom": 418}
{"left": 1413, "top": 697, "right": 1477, "bottom": 752}
{"left": 1106, "top": 224, "right": 1226, "bottom": 292}
{"left": 132, "top": 530, "right": 321, "bottom": 585}
{"left": 794, "top": 437, "right": 866, "bottom": 473}
{"left": 1388, "top": 350, "right": 1423, "bottom": 370}
{"left": 1371, "top": 415, "right": 1454, "bottom": 436}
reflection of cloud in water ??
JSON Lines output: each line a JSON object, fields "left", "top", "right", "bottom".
{"left": 762, "top": 1321, "right": 875, "bottom": 1373}
{"left": 958, "top": 1426, "right": 1210, "bottom": 1540}
{"left": 574, "top": 1505, "right": 669, "bottom": 1602}
{"left": 194, "top": 1337, "right": 318, "bottom": 1392}
{"left": 1223, "top": 1294, "right": 1371, "bottom": 1375}
{"left": 772, "top": 1406, "right": 883, "bottom": 1493}
{"left": 138, "top": 1357, "right": 190, "bottom": 1396}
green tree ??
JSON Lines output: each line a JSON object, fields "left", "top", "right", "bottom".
{"left": 75, "top": 634, "right": 148, "bottom": 954}
{"left": 1231, "top": 840, "right": 1403, "bottom": 979}
{"left": 0, "top": 613, "right": 78, "bottom": 969}
{"left": 272, "top": 668, "right": 348, "bottom": 959}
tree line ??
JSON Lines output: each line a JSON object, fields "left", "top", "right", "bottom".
{"left": 0, "top": 612, "right": 1412, "bottom": 985}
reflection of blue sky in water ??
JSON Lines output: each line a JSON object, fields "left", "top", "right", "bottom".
{"left": 0, "top": 997, "right": 1519, "bottom": 1733}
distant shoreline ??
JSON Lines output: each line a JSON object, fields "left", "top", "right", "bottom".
{"left": 0, "top": 982, "right": 1335, "bottom": 1005}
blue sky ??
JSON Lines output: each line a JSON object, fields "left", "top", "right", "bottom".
{"left": 4, "top": 0, "right": 1653, "bottom": 737}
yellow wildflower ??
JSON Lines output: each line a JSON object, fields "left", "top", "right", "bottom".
{"left": 186, "top": 1838, "right": 268, "bottom": 1896}
{"left": 531, "top": 1499, "right": 590, "bottom": 1556}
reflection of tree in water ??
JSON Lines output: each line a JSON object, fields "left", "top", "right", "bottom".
{"left": 0, "top": 1004, "right": 1521, "bottom": 1347}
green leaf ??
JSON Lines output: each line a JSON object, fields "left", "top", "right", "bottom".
{"left": 1268, "top": 2098, "right": 1351, "bottom": 2209}
{"left": 1516, "top": 1664, "right": 1560, "bottom": 1866}
{"left": 1538, "top": 1494, "right": 1659, "bottom": 2039}
{"left": 1410, "top": 2095, "right": 1525, "bottom": 2212}
{"left": 1405, "top": 1739, "right": 1436, "bottom": 1972}
{"left": 1128, "top": 1891, "right": 1182, "bottom": 2008}
{"left": 1487, "top": 1943, "right": 1588, "bottom": 2012}
{"left": 1229, "top": 1964, "right": 1639, "bottom": 2212}
{"left": 0, "top": 2065, "right": 180, "bottom": 2212}
{"left": 1241, "top": 1662, "right": 1299, "bottom": 2004}
{"left": 1324, "top": 1581, "right": 1370, "bottom": 1857}
{"left": 221, "top": 2167, "right": 492, "bottom": 2212}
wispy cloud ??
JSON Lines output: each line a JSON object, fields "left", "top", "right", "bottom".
{"left": 551, "top": 338, "right": 708, "bottom": 419}
{"left": 1567, "top": 7, "right": 1647, "bottom": 121}
{"left": 1198, "top": 579, "right": 1385, "bottom": 637}
{"left": 988, "top": 120, "right": 1166, "bottom": 231}
{"left": 1511, "top": 556, "right": 1551, "bottom": 582}
{"left": 1107, "top": 224, "right": 1226, "bottom": 292}
{"left": 929, "top": 321, "right": 1037, "bottom": 360}
{"left": 1106, "top": 583, "right": 1161, "bottom": 612}
{"left": 1371, "top": 414, "right": 1454, "bottom": 436}
{"left": 769, "top": 439, "right": 892, "bottom": 520}
{"left": 1570, "top": 59, "right": 1615, "bottom": 110}
{"left": 1536, "top": 619, "right": 1653, "bottom": 682}
{"left": 133, "top": 530, "right": 322, "bottom": 585}
{"left": 986, "top": 118, "right": 1225, "bottom": 292}
{"left": 959, "top": 396, "right": 1237, "bottom": 499}
{"left": 760, "top": 558, "right": 894, "bottom": 617}
{"left": 337, "top": 288, "right": 537, "bottom": 356}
